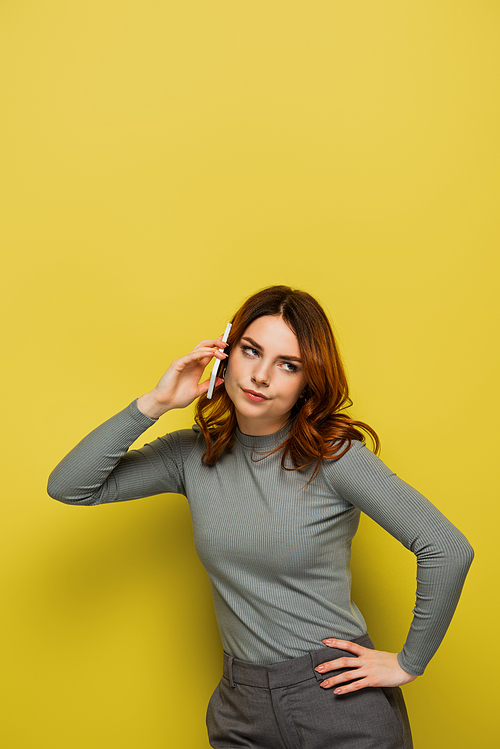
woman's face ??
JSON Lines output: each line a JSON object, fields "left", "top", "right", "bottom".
{"left": 224, "top": 315, "right": 307, "bottom": 436}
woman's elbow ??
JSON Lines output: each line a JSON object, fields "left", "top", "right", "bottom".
{"left": 461, "top": 537, "right": 475, "bottom": 570}
{"left": 46, "top": 476, "right": 74, "bottom": 504}
{"left": 47, "top": 470, "right": 65, "bottom": 502}
{"left": 448, "top": 532, "right": 475, "bottom": 577}
{"left": 46, "top": 472, "right": 92, "bottom": 505}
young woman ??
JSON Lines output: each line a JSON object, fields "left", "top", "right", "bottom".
{"left": 48, "top": 285, "right": 473, "bottom": 749}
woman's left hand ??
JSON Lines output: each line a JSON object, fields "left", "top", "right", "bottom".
{"left": 315, "top": 638, "right": 418, "bottom": 694}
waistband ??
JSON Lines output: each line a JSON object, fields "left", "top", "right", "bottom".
{"left": 222, "top": 634, "right": 373, "bottom": 690}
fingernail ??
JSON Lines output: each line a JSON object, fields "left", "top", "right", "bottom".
{"left": 315, "top": 665, "right": 325, "bottom": 671}
{"left": 323, "top": 639, "right": 333, "bottom": 645}
{"left": 320, "top": 680, "right": 329, "bottom": 688}
{"left": 334, "top": 688, "right": 342, "bottom": 694}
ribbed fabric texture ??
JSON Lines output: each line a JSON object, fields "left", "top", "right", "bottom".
{"left": 47, "top": 400, "right": 474, "bottom": 675}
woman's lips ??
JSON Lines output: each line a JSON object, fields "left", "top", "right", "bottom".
{"left": 242, "top": 388, "right": 269, "bottom": 402}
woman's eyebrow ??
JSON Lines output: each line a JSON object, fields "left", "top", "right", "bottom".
{"left": 242, "top": 336, "right": 302, "bottom": 363}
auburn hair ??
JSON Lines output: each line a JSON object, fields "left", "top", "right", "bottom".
{"left": 195, "top": 285, "right": 379, "bottom": 479}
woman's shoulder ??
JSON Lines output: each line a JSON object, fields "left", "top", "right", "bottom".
{"left": 325, "top": 437, "right": 368, "bottom": 460}
{"left": 146, "top": 423, "right": 205, "bottom": 465}
{"left": 322, "top": 437, "right": 395, "bottom": 483}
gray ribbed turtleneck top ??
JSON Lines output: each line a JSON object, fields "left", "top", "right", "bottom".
{"left": 47, "top": 400, "right": 473, "bottom": 676}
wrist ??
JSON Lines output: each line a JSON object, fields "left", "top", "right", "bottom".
{"left": 137, "top": 392, "right": 171, "bottom": 420}
{"left": 397, "top": 652, "right": 420, "bottom": 679}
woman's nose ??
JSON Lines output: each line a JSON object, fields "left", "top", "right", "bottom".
{"left": 251, "top": 361, "right": 270, "bottom": 386}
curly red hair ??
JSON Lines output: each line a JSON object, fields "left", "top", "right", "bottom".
{"left": 195, "top": 285, "right": 379, "bottom": 479}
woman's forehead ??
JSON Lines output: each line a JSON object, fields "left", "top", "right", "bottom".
{"left": 241, "top": 316, "right": 300, "bottom": 353}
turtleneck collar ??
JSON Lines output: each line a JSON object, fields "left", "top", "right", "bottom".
{"left": 234, "top": 420, "right": 292, "bottom": 449}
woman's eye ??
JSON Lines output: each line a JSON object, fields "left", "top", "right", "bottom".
{"left": 240, "top": 347, "right": 299, "bottom": 372}
{"left": 242, "top": 346, "right": 259, "bottom": 357}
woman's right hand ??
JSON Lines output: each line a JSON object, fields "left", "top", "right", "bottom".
{"left": 137, "top": 337, "right": 228, "bottom": 419}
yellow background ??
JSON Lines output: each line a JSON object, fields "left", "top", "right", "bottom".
{"left": 1, "top": 1, "right": 497, "bottom": 746}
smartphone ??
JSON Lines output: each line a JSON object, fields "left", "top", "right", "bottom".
{"left": 207, "top": 323, "right": 232, "bottom": 399}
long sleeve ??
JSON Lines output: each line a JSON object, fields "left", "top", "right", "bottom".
{"left": 47, "top": 400, "right": 187, "bottom": 505}
{"left": 48, "top": 406, "right": 474, "bottom": 671}
{"left": 323, "top": 440, "right": 474, "bottom": 676}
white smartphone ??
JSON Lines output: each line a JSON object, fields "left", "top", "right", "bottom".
{"left": 207, "top": 323, "right": 232, "bottom": 399}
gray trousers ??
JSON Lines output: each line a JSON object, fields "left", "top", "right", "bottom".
{"left": 206, "top": 635, "right": 413, "bottom": 749}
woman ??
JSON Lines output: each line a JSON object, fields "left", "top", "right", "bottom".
{"left": 48, "top": 285, "right": 473, "bottom": 749}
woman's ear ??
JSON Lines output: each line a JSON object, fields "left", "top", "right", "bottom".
{"left": 297, "top": 386, "right": 311, "bottom": 404}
